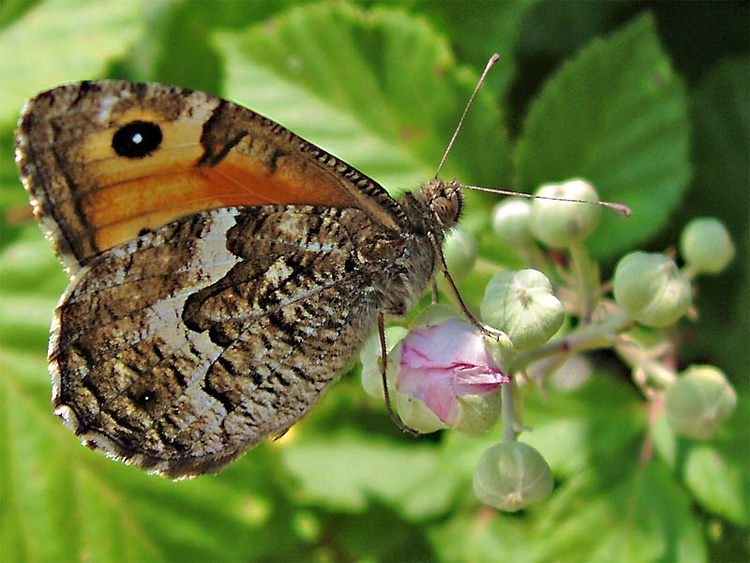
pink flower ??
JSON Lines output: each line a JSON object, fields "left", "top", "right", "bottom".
{"left": 397, "top": 319, "right": 509, "bottom": 430}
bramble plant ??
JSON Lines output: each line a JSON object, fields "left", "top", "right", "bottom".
{"left": 361, "top": 179, "right": 737, "bottom": 511}
{"left": 1, "top": 2, "right": 746, "bottom": 561}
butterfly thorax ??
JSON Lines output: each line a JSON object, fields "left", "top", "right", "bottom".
{"left": 372, "top": 178, "right": 464, "bottom": 316}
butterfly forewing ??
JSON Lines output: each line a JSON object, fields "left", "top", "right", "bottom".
{"left": 16, "top": 80, "right": 406, "bottom": 273}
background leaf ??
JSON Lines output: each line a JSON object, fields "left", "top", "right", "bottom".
{"left": 216, "top": 2, "right": 510, "bottom": 192}
{"left": 515, "top": 13, "right": 691, "bottom": 260}
{"left": 0, "top": 1, "right": 746, "bottom": 561}
{"left": 676, "top": 56, "right": 749, "bottom": 378}
{"left": 0, "top": 0, "right": 144, "bottom": 118}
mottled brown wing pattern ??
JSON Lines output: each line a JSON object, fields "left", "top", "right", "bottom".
{"left": 17, "top": 79, "right": 454, "bottom": 478}
{"left": 53, "top": 204, "right": 403, "bottom": 477}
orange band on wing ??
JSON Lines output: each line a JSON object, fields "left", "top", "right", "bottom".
{"left": 82, "top": 145, "right": 356, "bottom": 252}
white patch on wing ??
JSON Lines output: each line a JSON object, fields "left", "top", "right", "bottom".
{"left": 50, "top": 208, "right": 243, "bottom": 403}
{"left": 98, "top": 92, "right": 128, "bottom": 121}
{"left": 183, "top": 93, "right": 220, "bottom": 122}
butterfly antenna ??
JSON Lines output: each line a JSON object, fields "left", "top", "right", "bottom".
{"left": 435, "top": 54, "right": 500, "bottom": 179}
{"left": 464, "top": 184, "right": 632, "bottom": 216}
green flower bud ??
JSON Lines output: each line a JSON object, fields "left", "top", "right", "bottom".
{"left": 665, "top": 365, "right": 737, "bottom": 440}
{"left": 452, "top": 389, "right": 503, "bottom": 436}
{"left": 680, "top": 217, "right": 735, "bottom": 274}
{"left": 492, "top": 199, "right": 533, "bottom": 246}
{"left": 395, "top": 388, "right": 448, "bottom": 434}
{"left": 360, "top": 326, "right": 408, "bottom": 399}
{"left": 483, "top": 330, "right": 515, "bottom": 375}
{"left": 473, "top": 442, "right": 553, "bottom": 511}
{"left": 443, "top": 225, "right": 478, "bottom": 283}
{"left": 481, "top": 269, "right": 564, "bottom": 350}
{"left": 411, "top": 303, "right": 465, "bottom": 328}
{"left": 529, "top": 179, "right": 602, "bottom": 248}
{"left": 613, "top": 252, "right": 692, "bottom": 327}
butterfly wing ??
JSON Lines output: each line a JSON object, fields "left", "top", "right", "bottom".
{"left": 15, "top": 80, "right": 425, "bottom": 477}
{"left": 53, "top": 204, "right": 399, "bottom": 477}
{"left": 16, "top": 80, "right": 407, "bottom": 274}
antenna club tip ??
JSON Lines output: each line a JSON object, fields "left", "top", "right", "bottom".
{"left": 612, "top": 203, "right": 632, "bottom": 217}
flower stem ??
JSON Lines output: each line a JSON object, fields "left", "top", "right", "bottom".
{"left": 501, "top": 380, "right": 517, "bottom": 443}
{"left": 568, "top": 240, "right": 598, "bottom": 324}
{"left": 680, "top": 264, "right": 699, "bottom": 282}
{"left": 510, "top": 310, "right": 634, "bottom": 373}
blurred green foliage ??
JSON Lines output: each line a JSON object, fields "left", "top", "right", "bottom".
{"left": 0, "top": 1, "right": 747, "bottom": 561}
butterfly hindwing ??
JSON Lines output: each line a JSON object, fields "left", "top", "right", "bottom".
{"left": 53, "top": 205, "right": 401, "bottom": 477}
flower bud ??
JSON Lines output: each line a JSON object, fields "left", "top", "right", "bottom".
{"left": 481, "top": 269, "right": 564, "bottom": 350}
{"left": 411, "top": 303, "right": 465, "bottom": 327}
{"left": 360, "top": 326, "right": 409, "bottom": 399}
{"left": 473, "top": 442, "right": 553, "bottom": 511}
{"left": 396, "top": 318, "right": 509, "bottom": 434}
{"left": 680, "top": 217, "right": 735, "bottom": 274}
{"left": 395, "top": 385, "right": 447, "bottom": 434}
{"left": 442, "top": 225, "right": 478, "bottom": 283}
{"left": 483, "top": 330, "right": 515, "bottom": 376}
{"left": 613, "top": 252, "right": 691, "bottom": 327}
{"left": 529, "top": 179, "right": 602, "bottom": 248}
{"left": 665, "top": 365, "right": 737, "bottom": 440}
{"left": 492, "top": 199, "right": 534, "bottom": 246}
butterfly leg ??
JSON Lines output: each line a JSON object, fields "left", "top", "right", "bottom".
{"left": 378, "top": 310, "right": 419, "bottom": 436}
{"left": 431, "top": 233, "right": 504, "bottom": 340}
{"left": 431, "top": 280, "right": 440, "bottom": 304}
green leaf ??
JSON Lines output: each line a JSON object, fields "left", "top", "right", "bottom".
{"left": 428, "top": 510, "right": 534, "bottom": 562}
{"left": 522, "top": 374, "right": 645, "bottom": 479}
{"left": 0, "top": 0, "right": 41, "bottom": 29}
{"left": 416, "top": 0, "right": 538, "bottom": 103}
{"left": 215, "top": 2, "right": 510, "bottom": 194}
{"left": 515, "top": 13, "right": 691, "bottom": 259}
{"left": 0, "top": 229, "right": 67, "bottom": 354}
{"left": 0, "top": 0, "right": 144, "bottom": 119}
{"left": 535, "top": 465, "right": 706, "bottom": 562}
{"left": 331, "top": 502, "right": 437, "bottom": 560}
{"left": 685, "top": 444, "right": 750, "bottom": 527}
{"left": 678, "top": 397, "right": 749, "bottom": 525}
{"left": 280, "top": 431, "right": 458, "bottom": 520}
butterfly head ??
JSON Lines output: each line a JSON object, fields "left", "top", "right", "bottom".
{"left": 418, "top": 178, "right": 464, "bottom": 229}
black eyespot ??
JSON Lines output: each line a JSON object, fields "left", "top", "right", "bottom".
{"left": 112, "top": 120, "right": 162, "bottom": 158}
{"left": 132, "top": 389, "right": 153, "bottom": 408}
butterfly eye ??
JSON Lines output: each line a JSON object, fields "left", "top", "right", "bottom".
{"left": 432, "top": 197, "right": 452, "bottom": 225}
{"left": 112, "top": 120, "right": 163, "bottom": 158}
{"left": 433, "top": 193, "right": 462, "bottom": 227}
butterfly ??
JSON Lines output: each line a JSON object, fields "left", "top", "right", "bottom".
{"left": 15, "top": 80, "right": 465, "bottom": 478}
